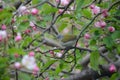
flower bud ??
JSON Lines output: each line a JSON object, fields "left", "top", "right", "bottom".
{"left": 15, "top": 33, "right": 22, "bottom": 42}
{"left": 89, "top": 4, "right": 95, "bottom": 9}
{"left": 108, "top": 26, "right": 115, "bottom": 32}
{"left": 14, "top": 53, "right": 19, "bottom": 58}
{"left": 1, "top": 24, "right": 6, "bottom": 30}
{"left": 94, "top": 21, "right": 101, "bottom": 28}
{"left": 14, "top": 62, "right": 21, "bottom": 69}
{"left": 29, "top": 51, "right": 35, "bottom": 56}
{"left": 91, "top": 6, "right": 100, "bottom": 15}
{"left": 84, "top": 33, "right": 91, "bottom": 39}
{"left": 31, "top": 8, "right": 39, "bottom": 15}
{"left": 58, "top": 9, "right": 63, "bottom": 14}
{"left": 109, "top": 64, "right": 116, "bottom": 73}
{"left": 33, "top": 66, "right": 39, "bottom": 72}
{"left": 99, "top": 20, "right": 106, "bottom": 28}
{"left": 102, "top": 9, "right": 108, "bottom": 18}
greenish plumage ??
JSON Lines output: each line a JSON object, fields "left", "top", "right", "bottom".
{"left": 57, "top": 34, "right": 77, "bottom": 47}
{"left": 61, "top": 34, "right": 77, "bottom": 42}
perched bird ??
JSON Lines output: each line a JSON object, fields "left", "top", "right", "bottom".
{"left": 57, "top": 34, "right": 77, "bottom": 47}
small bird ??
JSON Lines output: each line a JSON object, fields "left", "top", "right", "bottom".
{"left": 57, "top": 34, "right": 77, "bottom": 47}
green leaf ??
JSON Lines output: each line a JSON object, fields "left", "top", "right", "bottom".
{"left": 19, "top": 72, "right": 32, "bottom": 80}
{"left": 55, "top": 66, "right": 61, "bottom": 75}
{"left": 103, "top": 36, "right": 114, "bottom": 48}
{"left": 32, "top": 0, "right": 42, "bottom": 5}
{"left": 90, "top": 39, "right": 96, "bottom": 45}
{"left": 41, "top": 60, "right": 57, "bottom": 72}
{"left": 21, "top": 37, "right": 32, "bottom": 47}
{"left": 117, "top": 45, "right": 120, "bottom": 54}
{"left": 82, "top": 9, "right": 92, "bottom": 18}
{"left": 41, "top": 4, "right": 57, "bottom": 14}
{"left": 90, "top": 51, "right": 100, "bottom": 71}
{"left": 76, "top": 0, "right": 85, "bottom": 11}
{"left": 111, "top": 31, "right": 120, "bottom": 40}
{"left": 0, "top": 8, "right": 12, "bottom": 24}
{"left": 58, "top": 22, "right": 67, "bottom": 32}
{"left": 110, "top": 73, "right": 120, "bottom": 80}
{"left": 7, "top": 47, "right": 25, "bottom": 55}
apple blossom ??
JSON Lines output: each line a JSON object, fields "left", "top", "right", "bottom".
{"left": 109, "top": 64, "right": 116, "bottom": 73}
{"left": 0, "top": 30, "right": 7, "bottom": 39}
{"left": 14, "top": 53, "right": 19, "bottom": 58}
{"left": 84, "top": 33, "right": 91, "bottom": 39}
{"left": 58, "top": 9, "right": 63, "bottom": 14}
{"left": 61, "top": 0, "right": 69, "bottom": 6}
{"left": 89, "top": 4, "right": 95, "bottom": 9}
{"left": 49, "top": 50, "right": 54, "bottom": 55}
{"left": 99, "top": 20, "right": 106, "bottom": 28}
{"left": 90, "top": 5, "right": 100, "bottom": 15}
{"left": 102, "top": 9, "right": 108, "bottom": 18}
{"left": 94, "top": 21, "right": 101, "bottom": 28}
{"left": 56, "top": 52, "right": 62, "bottom": 58}
{"left": 21, "top": 55, "right": 37, "bottom": 70}
{"left": 14, "top": 62, "right": 21, "bottom": 69}
{"left": 94, "top": 21, "right": 106, "bottom": 28}
{"left": 31, "top": 8, "right": 39, "bottom": 15}
{"left": 24, "top": 29, "right": 31, "bottom": 34}
{"left": 33, "top": 66, "right": 39, "bottom": 72}
{"left": 19, "top": 6, "right": 26, "bottom": 13}
{"left": 32, "top": 26, "right": 37, "bottom": 31}
{"left": 30, "top": 21, "right": 35, "bottom": 27}
{"left": 29, "top": 51, "right": 35, "bottom": 56}
{"left": 56, "top": 0, "right": 69, "bottom": 6}
{"left": 56, "top": 0, "right": 60, "bottom": 3}
{"left": 1, "top": 24, "right": 6, "bottom": 30}
{"left": 15, "top": 33, "right": 22, "bottom": 42}
{"left": 19, "top": 6, "right": 29, "bottom": 15}
{"left": 32, "top": 71, "right": 38, "bottom": 75}
{"left": 108, "top": 26, "right": 115, "bottom": 32}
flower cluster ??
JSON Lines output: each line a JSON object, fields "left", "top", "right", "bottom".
{"left": 14, "top": 51, "right": 39, "bottom": 75}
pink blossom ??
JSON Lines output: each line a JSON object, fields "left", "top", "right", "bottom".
{"left": 102, "top": 9, "right": 108, "bottom": 18}
{"left": 89, "top": 4, "right": 95, "bottom": 9}
{"left": 19, "top": 6, "right": 27, "bottom": 14}
{"left": 1, "top": 24, "right": 6, "bottom": 30}
{"left": 84, "top": 33, "right": 91, "bottom": 39}
{"left": 84, "top": 42, "right": 89, "bottom": 48}
{"left": 99, "top": 20, "right": 106, "bottom": 28}
{"left": 22, "top": 55, "right": 37, "bottom": 70}
{"left": 0, "top": 30, "right": 7, "bottom": 39}
{"left": 14, "top": 62, "right": 21, "bottom": 69}
{"left": 56, "top": 0, "right": 69, "bottom": 6}
{"left": 33, "top": 66, "right": 39, "bottom": 72}
{"left": 29, "top": 51, "right": 35, "bottom": 56}
{"left": 58, "top": 9, "right": 63, "bottom": 14}
{"left": 61, "top": 0, "right": 69, "bottom": 6}
{"left": 32, "top": 26, "right": 37, "bottom": 31}
{"left": 94, "top": 21, "right": 101, "bottom": 28}
{"left": 49, "top": 50, "right": 54, "bottom": 55}
{"left": 56, "top": 0, "right": 60, "bottom": 3}
{"left": 14, "top": 53, "right": 19, "bottom": 58}
{"left": 15, "top": 33, "right": 22, "bottom": 42}
{"left": 94, "top": 21, "right": 106, "bottom": 28}
{"left": 30, "top": 21, "right": 35, "bottom": 27}
{"left": 108, "top": 26, "right": 115, "bottom": 32}
{"left": 31, "top": 8, "right": 39, "bottom": 15}
{"left": 91, "top": 6, "right": 100, "bottom": 15}
{"left": 109, "top": 64, "right": 116, "bottom": 73}
{"left": 24, "top": 29, "right": 31, "bottom": 34}
{"left": 56, "top": 52, "right": 62, "bottom": 58}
